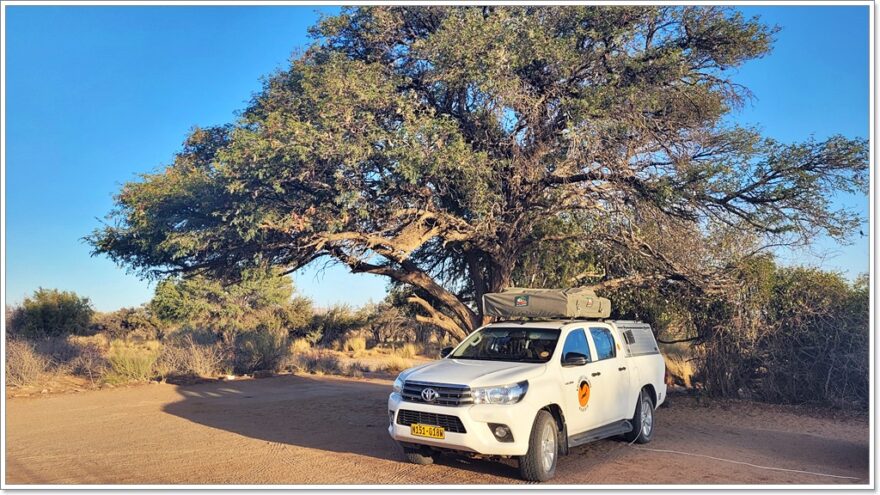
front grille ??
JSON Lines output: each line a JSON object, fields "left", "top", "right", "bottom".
{"left": 402, "top": 380, "right": 473, "bottom": 406}
{"left": 396, "top": 409, "right": 467, "bottom": 433}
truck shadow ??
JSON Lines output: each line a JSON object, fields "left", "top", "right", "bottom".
{"left": 161, "top": 373, "right": 524, "bottom": 481}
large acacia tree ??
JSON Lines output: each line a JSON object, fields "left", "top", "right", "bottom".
{"left": 91, "top": 6, "right": 867, "bottom": 340}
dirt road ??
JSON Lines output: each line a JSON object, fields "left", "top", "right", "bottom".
{"left": 5, "top": 374, "right": 870, "bottom": 485}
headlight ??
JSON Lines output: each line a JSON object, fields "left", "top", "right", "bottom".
{"left": 392, "top": 375, "right": 404, "bottom": 394}
{"left": 472, "top": 381, "right": 528, "bottom": 405}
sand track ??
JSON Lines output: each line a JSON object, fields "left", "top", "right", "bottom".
{"left": 5, "top": 374, "right": 870, "bottom": 485}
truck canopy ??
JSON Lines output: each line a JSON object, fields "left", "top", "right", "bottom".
{"left": 482, "top": 287, "right": 611, "bottom": 319}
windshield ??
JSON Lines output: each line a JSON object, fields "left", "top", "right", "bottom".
{"left": 449, "top": 327, "right": 560, "bottom": 363}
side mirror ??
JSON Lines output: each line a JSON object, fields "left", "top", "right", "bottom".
{"left": 440, "top": 346, "right": 454, "bottom": 358}
{"left": 562, "top": 353, "right": 588, "bottom": 367}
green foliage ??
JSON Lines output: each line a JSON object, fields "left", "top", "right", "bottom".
{"left": 603, "top": 255, "right": 869, "bottom": 409}
{"left": 751, "top": 267, "right": 868, "bottom": 407}
{"left": 90, "top": 6, "right": 867, "bottom": 341}
{"left": 9, "top": 288, "right": 94, "bottom": 338}
{"left": 150, "top": 269, "right": 312, "bottom": 341}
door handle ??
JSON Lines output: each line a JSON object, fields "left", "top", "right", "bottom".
{"left": 591, "top": 372, "right": 601, "bottom": 377}
{"left": 618, "top": 367, "right": 626, "bottom": 371}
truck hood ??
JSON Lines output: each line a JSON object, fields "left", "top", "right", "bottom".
{"left": 400, "top": 359, "right": 546, "bottom": 388}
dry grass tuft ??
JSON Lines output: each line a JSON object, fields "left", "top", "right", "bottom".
{"left": 103, "top": 340, "right": 160, "bottom": 385}
{"left": 290, "top": 338, "right": 312, "bottom": 355}
{"left": 665, "top": 354, "right": 696, "bottom": 388}
{"left": 344, "top": 336, "right": 367, "bottom": 354}
{"left": 393, "top": 343, "right": 418, "bottom": 359}
{"left": 376, "top": 355, "right": 412, "bottom": 373}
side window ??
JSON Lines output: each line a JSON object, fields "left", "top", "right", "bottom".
{"left": 590, "top": 327, "right": 617, "bottom": 361}
{"left": 561, "top": 329, "right": 591, "bottom": 363}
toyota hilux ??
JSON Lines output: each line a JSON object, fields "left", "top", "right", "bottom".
{"left": 387, "top": 288, "right": 666, "bottom": 482}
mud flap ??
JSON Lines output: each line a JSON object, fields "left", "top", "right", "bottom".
{"left": 558, "top": 423, "right": 569, "bottom": 456}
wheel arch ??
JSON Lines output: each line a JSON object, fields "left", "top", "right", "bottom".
{"left": 540, "top": 403, "right": 568, "bottom": 455}
{"left": 641, "top": 384, "right": 657, "bottom": 408}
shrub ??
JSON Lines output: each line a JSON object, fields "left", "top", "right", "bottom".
{"left": 68, "top": 333, "right": 111, "bottom": 352}
{"left": 341, "top": 362, "right": 365, "bottom": 378}
{"left": 290, "top": 350, "right": 343, "bottom": 375}
{"left": 344, "top": 336, "right": 367, "bottom": 354}
{"left": 158, "top": 334, "right": 229, "bottom": 379}
{"left": 303, "top": 304, "right": 370, "bottom": 347}
{"left": 6, "top": 339, "right": 49, "bottom": 387}
{"left": 68, "top": 343, "right": 108, "bottom": 384}
{"left": 233, "top": 327, "right": 289, "bottom": 374}
{"left": 91, "top": 306, "right": 160, "bottom": 340}
{"left": 104, "top": 340, "right": 160, "bottom": 384}
{"left": 8, "top": 288, "right": 94, "bottom": 338}
{"left": 32, "top": 336, "right": 82, "bottom": 368}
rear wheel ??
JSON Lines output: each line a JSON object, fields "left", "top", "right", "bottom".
{"left": 518, "top": 410, "right": 558, "bottom": 482}
{"left": 623, "top": 389, "right": 655, "bottom": 444}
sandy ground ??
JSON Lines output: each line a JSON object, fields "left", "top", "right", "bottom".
{"left": 5, "top": 374, "right": 870, "bottom": 485}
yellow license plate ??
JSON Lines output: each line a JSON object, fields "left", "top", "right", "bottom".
{"left": 411, "top": 423, "right": 445, "bottom": 439}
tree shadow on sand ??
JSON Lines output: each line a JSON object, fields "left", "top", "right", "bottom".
{"left": 161, "top": 374, "right": 522, "bottom": 481}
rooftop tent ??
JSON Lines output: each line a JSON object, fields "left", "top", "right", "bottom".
{"left": 482, "top": 287, "right": 611, "bottom": 319}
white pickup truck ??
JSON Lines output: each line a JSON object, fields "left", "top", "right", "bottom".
{"left": 387, "top": 318, "right": 666, "bottom": 481}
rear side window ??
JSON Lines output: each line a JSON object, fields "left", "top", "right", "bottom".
{"left": 590, "top": 327, "right": 616, "bottom": 360}
{"left": 561, "top": 329, "right": 591, "bottom": 363}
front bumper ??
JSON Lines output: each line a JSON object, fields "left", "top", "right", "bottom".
{"left": 387, "top": 392, "right": 534, "bottom": 457}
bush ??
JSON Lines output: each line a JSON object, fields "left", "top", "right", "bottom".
{"left": 344, "top": 336, "right": 367, "bottom": 354}
{"left": 6, "top": 339, "right": 49, "bottom": 387}
{"left": 8, "top": 288, "right": 94, "bottom": 338}
{"left": 291, "top": 350, "right": 343, "bottom": 375}
{"left": 303, "top": 304, "right": 370, "bottom": 347}
{"left": 91, "top": 307, "right": 160, "bottom": 340}
{"left": 68, "top": 342, "right": 108, "bottom": 384}
{"left": 234, "top": 327, "right": 289, "bottom": 374}
{"left": 104, "top": 340, "right": 160, "bottom": 384}
{"left": 158, "top": 334, "right": 229, "bottom": 379}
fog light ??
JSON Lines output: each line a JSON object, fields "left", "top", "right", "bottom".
{"left": 389, "top": 410, "right": 395, "bottom": 425}
{"left": 488, "top": 423, "right": 513, "bottom": 442}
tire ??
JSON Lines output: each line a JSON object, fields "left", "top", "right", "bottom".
{"left": 518, "top": 410, "right": 559, "bottom": 482}
{"left": 623, "top": 389, "right": 655, "bottom": 444}
{"left": 400, "top": 443, "right": 434, "bottom": 465}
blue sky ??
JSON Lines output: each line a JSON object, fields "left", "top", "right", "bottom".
{"left": 4, "top": 5, "right": 870, "bottom": 312}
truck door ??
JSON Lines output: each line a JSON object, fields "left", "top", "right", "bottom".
{"left": 585, "top": 326, "right": 630, "bottom": 425}
{"left": 557, "top": 328, "right": 594, "bottom": 435}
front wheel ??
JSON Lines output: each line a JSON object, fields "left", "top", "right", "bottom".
{"left": 518, "top": 410, "right": 558, "bottom": 482}
{"left": 623, "top": 389, "right": 655, "bottom": 444}
{"left": 400, "top": 443, "right": 434, "bottom": 465}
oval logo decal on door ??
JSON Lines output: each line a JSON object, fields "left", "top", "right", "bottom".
{"left": 578, "top": 380, "right": 591, "bottom": 408}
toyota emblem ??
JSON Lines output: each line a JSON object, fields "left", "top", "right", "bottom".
{"left": 421, "top": 387, "right": 439, "bottom": 403}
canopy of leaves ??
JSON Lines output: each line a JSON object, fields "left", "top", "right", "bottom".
{"left": 90, "top": 6, "right": 868, "bottom": 338}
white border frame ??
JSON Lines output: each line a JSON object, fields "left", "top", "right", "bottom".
{"left": 0, "top": 0, "right": 874, "bottom": 490}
